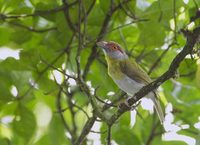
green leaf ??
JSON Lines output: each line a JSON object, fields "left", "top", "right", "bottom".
{"left": 86, "top": 4, "right": 104, "bottom": 37}
{"left": 55, "top": 12, "right": 72, "bottom": 46}
{"left": 0, "top": 70, "right": 13, "bottom": 104}
{"left": 138, "top": 21, "right": 165, "bottom": 48}
{"left": 48, "top": 115, "right": 71, "bottom": 145}
{"left": 0, "top": 101, "right": 17, "bottom": 115}
{"left": 10, "top": 71, "right": 33, "bottom": 98}
{"left": 0, "top": 27, "right": 12, "bottom": 46}
{"left": 112, "top": 123, "right": 141, "bottom": 145}
{"left": 0, "top": 58, "right": 30, "bottom": 71}
{"left": 119, "top": 112, "right": 130, "bottom": 126}
{"left": 1, "top": 0, "right": 23, "bottom": 13}
{"left": 34, "top": 135, "right": 51, "bottom": 145}
{"left": 12, "top": 104, "right": 36, "bottom": 141}
{"left": 34, "top": 0, "right": 58, "bottom": 10}
{"left": 178, "top": 59, "right": 197, "bottom": 84}
{"left": 19, "top": 49, "right": 40, "bottom": 70}
{"left": 87, "top": 60, "right": 118, "bottom": 98}
{"left": 196, "top": 62, "right": 200, "bottom": 88}
{"left": 73, "top": 91, "right": 89, "bottom": 106}
{"left": 33, "top": 89, "right": 55, "bottom": 110}
{"left": 0, "top": 138, "right": 11, "bottom": 145}
{"left": 10, "top": 27, "right": 32, "bottom": 45}
{"left": 152, "top": 137, "right": 187, "bottom": 145}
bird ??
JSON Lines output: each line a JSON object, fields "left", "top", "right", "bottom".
{"left": 96, "top": 41, "right": 164, "bottom": 123}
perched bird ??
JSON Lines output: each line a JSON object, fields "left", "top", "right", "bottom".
{"left": 97, "top": 41, "right": 164, "bottom": 123}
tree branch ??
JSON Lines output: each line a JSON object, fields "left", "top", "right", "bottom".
{"left": 7, "top": 21, "right": 57, "bottom": 33}
{"left": 107, "top": 125, "right": 112, "bottom": 145}
{"left": 74, "top": 116, "right": 96, "bottom": 145}
{"left": 74, "top": 92, "right": 126, "bottom": 145}
{"left": 56, "top": 87, "right": 74, "bottom": 144}
{"left": 107, "top": 26, "right": 200, "bottom": 126}
{"left": 0, "top": 1, "right": 78, "bottom": 20}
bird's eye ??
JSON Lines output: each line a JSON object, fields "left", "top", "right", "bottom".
{"left": 113, "top": 46, "right": 117, "bottom": 50}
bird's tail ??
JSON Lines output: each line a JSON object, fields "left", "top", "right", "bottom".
{"left": 150, "top": 93, "right": 165, "bottom": 124}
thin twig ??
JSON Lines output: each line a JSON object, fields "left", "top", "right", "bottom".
{"left": 76, "top": 0, "right": 82, "bottom": 80}
{"left": 56, "top": 87, "right": 74, "bottom": 143}
{"left": 192, "top": 0, "right": 199, "bottom": 10}
{"left": 8, "top": 21, "right": 57, "bottom": 33}
{"left": 108, "top": 19, "right": 149, "bottom": 34}
{"left": 95, "top": 95, "right": 118, "bottom": 108}
{"left": 75, "top": 116, "right": 96, "bottom": 145}
{"left": 90, "top": 130, "right": 107, "bottom": 134}
{"left": 66, "top": 93, "right": 77, "bottom": 143}
{"left": 119, "top": 0, "right": 136, "bottom": 19}
{"left": 62, "top": 0, "right": 78, "bottom": 32}
{"left": 73, "top": 103, "right": 90, "bottom": 119}
{"left": 107, "top": 125, "right": 112, "bottom": 145}
{"left": 173, "top": 0, "right": 177, "bottom": 41}
{"left": 0, "top": 1, "right": 78, "bottom": 20}
{"left": 148, "top": 42, "right": 177, "bottom": 75}
{"left": 40, "top": 58, "right": 77, "bottom": 80}
{"left": 54, "top": 106, "right": 69, "bottom": 113}
{"left": 146, "top": 114, "right": 160, "bottom": 145}
{"left": 180, "top": 71, "right": 195, "bottom": 77}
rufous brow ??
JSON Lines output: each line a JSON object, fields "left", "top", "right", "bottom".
{"left": 107, "top": 42, "right": 124, "bottom": 53}
{"left": 107, "top": 43, "right": 118, "bottom": 49}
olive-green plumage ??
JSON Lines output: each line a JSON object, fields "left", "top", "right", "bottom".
{"left": 106, "top": 55, "right": 151, "bottom": 84}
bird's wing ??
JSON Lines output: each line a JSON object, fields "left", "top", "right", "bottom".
{"left": 120, "top": 58, "right": 152, "bottom": 84}
{"left": 120, "top": 59, "right": 165, "bottom": 123}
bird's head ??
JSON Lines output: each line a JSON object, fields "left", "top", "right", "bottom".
{"left": 97, "top": 41, "right": 127, "bottom": 60}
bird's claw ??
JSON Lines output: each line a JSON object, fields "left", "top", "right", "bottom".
{"left": 124, "top": 97, "right": 132, "bottom": 108}
{"left": 118, "top": 97, "right": 139, "bottom": 111}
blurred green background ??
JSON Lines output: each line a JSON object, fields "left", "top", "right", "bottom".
{"left": 0, "top": 0, "right": 200, "bottom": 145}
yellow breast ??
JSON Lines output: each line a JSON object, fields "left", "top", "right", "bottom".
{"left": 105, "top": 56, "right": 125, "bottom": 80}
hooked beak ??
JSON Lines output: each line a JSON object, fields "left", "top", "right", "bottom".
{"left": 96, "top": 41, "right": 108, "bottom": 50}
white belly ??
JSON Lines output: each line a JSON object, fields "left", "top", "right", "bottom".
{"left": 114, "top": 76, "right": 144, "bottom": 95}
{"left": 113, "top": 76, "right": 164, "bottom": 123}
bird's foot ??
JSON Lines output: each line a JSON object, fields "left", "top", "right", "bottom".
{"left": 118, "top": 97, "right": 139, "bottom": 111}
{"left": 124, "top": 97, "right": 132, "bottom": 108}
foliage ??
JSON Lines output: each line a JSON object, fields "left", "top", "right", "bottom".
{"left": 0, "top": 0, "right": 200, "bottom": 145}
